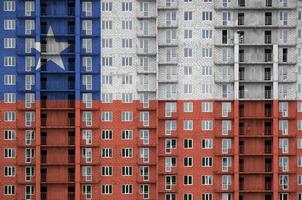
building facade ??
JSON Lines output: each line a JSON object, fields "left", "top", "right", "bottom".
{"left": 1, "top": 0, "right": 302, "bottom": 200}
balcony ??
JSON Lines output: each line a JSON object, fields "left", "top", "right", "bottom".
{"left": 68, "top": 173, "right": 75, "bottom": 182}
{"left": 41, "top": 192, "right": 47, "bottom": 200}
{"left": 264, "top": 89, "right": 272, "bottom": 99}
{"left": 40, "top": 7, "right": 75, "bottom": 17}
{"left": 68, "top": 155, "right": 75, "bottom": 164}
{"left": 68, "top": 193, "right": 75, "bottom": 200}
{"left": 158, "top": 1, "right": 178, "bottom": 9}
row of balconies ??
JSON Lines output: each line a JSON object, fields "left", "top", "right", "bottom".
{"left": 214, "top": 0, "right": 297, "bottom": 10}
{"left": 214, "top": 70, "right": 297, "bottom": 83}
{"left": 215, "top": 29, "right": 296, "bottom": 46}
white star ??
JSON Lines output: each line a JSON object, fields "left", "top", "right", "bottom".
{"left": 35, "top": 26, "right": 70, "bottom": 70}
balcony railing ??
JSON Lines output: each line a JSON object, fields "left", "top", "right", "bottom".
{"left": 265, "top": 90, "right": 272, "bottom": 99}
{"left": 68, "top": 155, "right": 75, "bottom": 163}
{"left": 41, "top": 192, "right": 47, "bottom": 200}
{"left": 68, "top": 193, "right": 75, "bottom": 200}
{"left": 68, "top": 173, "right": 75, "bottom": 182}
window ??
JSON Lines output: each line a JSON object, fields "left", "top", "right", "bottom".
{"left": 165, "top": 157, "right": 177, "bottom": 172}
{"left": 122, "top": 57, "right": 132, "bottom": 66}
{"left": 82, "top": 1, "right": 92, "bottom": 16}
{"left": 184, "top": 29, "right": 192, "bottom": 39}
{"left": 202, "top": 157, "right": 213, "bottom": 167}
{"left": 184, "top": 194, "right": 193, "bottom": 200}
{"left": 102, "top": 57, "right": 112, "bottom": 67}
{"left": 298, "top": 175, "right": 302, "bottom": 185}
{"left": 102, "top": 75, "right": 113, "bottom": 85}
{"left": 4, "top": 75, "right": 16, "bottom": 85}
{"left": 4, "top": 19, "right": 16, "bottom": 30}
{"left": 100, "top": 92, "right": 112, "bottom": 103}
{"left": 139, "top": 148, "right": 149, "bottom": 163}
{"left": 222, "top": 157, "right": 232, "bottom": 172}
{"left": 102, "top": 20, "right": 112, "bottom": 30}
{"left": 4, "top": 112, "right": 16, "bottom": 122}
{"left": 122, "top": 148, "right": 133, "bottom": 158}
{"left": 202, "top": 102, "right": 213, "bottom": 112}
{"left": 102, "top": 38, "right": 112, "bottom": 48}
{"left": 102, "top": 184, "right": 113, "bottom": 194}
{"left": 298, "top": 139, "right": 302, "bottom": 149}
{"left": 201, "top": 193, "right": 213, "bottom": 200}
{"left": 102, "top": 2, "right": 112, "bottom": 11}
{"left": 280, "top": 11, "right": 288, "bottom": 25}
{"left": 82, "top": 166, "right": 92, "bottom": 181}
{"left": 4, "top": 1, "right": 15, "bottom": 11}
{"left": 121, "top": 111, "right": 133, "bottom": 122}
{"left": 4, "top": 148, "right": 16, "bottom": 158}
{"left": 122, "top": 2, "right": 132, "bottom": 11}
{"left": 184, "top": 157, "right": 193, "bottom": 167}
{"left": 122, "top": 93, "right": 133, "bottom": 103}
{"left": 201, "top": 66, "right": 212, "bottom": 76}
{"left": 101, "top": 111, "right": 113, "bottom": 121}
{"left": 82, "top": 93, "right": 92, "bottom": 108}
{"left": 4, "top": 185, "right": 15, "bottom": 195}
{"left": 25, "top": 185, "right": 35, "bottom": 200}
{"left": 202, "top": 11, "right": 212, "bottom": 21}
{"left": 101, "top": 148, "right": 112, "bottom": 158}
{"left": 122, "top": 39, "right": 132, "bottom": 48}
{"left": 279, "top": 175, "right": 289, "bottom": 190}
{"left": 4, "top": 56, "right": 15, "bottom": 66}
{"left": 122, "top": 20, "right": 132, "bottom": 30}
{"left": 184, "top": 66, "right": 192, "bottom": 76}
{"left": 101, "top": 130, "right": 112, "bottom": 140}
{"left": 165, "top": 102, "right": 177, "bottom": 117}
{"left": 25, "top": 130, "right": 35, "bottom": 145}
{"left": 4, "top": 166, "right": 15, "bottom": 176}
{"left": 298, "top": 120, "right": 302, "bottom": 130}
{"left": 184, "top": 84, "right": 192, "bottom": 94}
{"left": 201, "top": 175, "right": 213, "bottom": 185}
{"left": 202, "top": 29, "right": 212, "bottom": 39}
{"left": 25, "top": 112, "right": 35, "bottom": 127}
{"left": 4, "top": 130, "right": 16, "bottom": 140}
{"left": 82, "top": 20, "right": 92, "bottom": 35}
{"left": 222, "top": 139, "right": 232, "bottom": 154}
{"left": 25, "top": 38, "right": 34, "bottom": 53}
{"left": 82, "top": 185, "right": 92, "bottom": 199}
{"left": 82, "top": 130, "right": 92, "bottom": 144}
{"left": 202, "top": 139, "right": 213, "bottom": 149}
{"left": 4, "top": 38, "right": 15, "bottom": 48}
{"left": 25, "top": 1, "right": 34, "bottom": 16}
{"left": 4, "top": 93, "right": 16, "bottom": 103}
{"left": 165, "top": 139, "right": 177, "bottom": 153}
{"left": 184, "top": 48, "right": 192, "bottom": 57}
{"left": 140, "top": 166, "right": 149, "bottom": 181}
{"left": 202, "top": 120, "right": 213, "bottom": 130}
{"left": 122, "top": 130, "right": 133, "bottom": 140}
{"left": 25, "top": 56, "right": 35, "bottom": 71}
{"left": 121, "top": 166, "right": 133, "bottom": 176}
{"left": 140, "top": 130, "right": 149, "bottom": 144}
{"left": 202, "top": 48, "right": 212, "bottom": 57}
{"left": 184, "top": 139, "right": 193, "bottom": 149}
{"left": 184, "top": 102, "right": 193, "bottom": 112}
{"left": 222, "top": 175, "right": 232, "bottom": 190}
{"left": 184, "top": 11, "right": 192, "bottom": 21}
{"left": 122, "top": 184, "right": 133, "bottom": 194}
{"left": 298, "top": 157, "right": 302, "bottom": 167}
{"left": 83, "top": 38, "right": 92, "bottom": 53}
{"left": 184, "top": 175, "right": 193, "bottom": 185}
{"left": 101, "top": 166, "right": 113, "bottom": 176}
{"left": 122, "top": 75, "right": 133, "bottom": 84}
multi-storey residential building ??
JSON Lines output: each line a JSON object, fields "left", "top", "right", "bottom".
{"left": 1, "top": 0, "right": 302, "bottom": 200}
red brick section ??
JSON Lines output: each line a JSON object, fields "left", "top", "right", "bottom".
{"left": 0, "top": 100, "right": 301, "bottom": 199}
